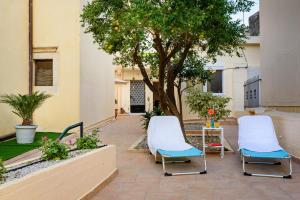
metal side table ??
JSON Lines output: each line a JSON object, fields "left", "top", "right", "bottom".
{"left": 202, "top": 127, "right": 224, "bottom": 158}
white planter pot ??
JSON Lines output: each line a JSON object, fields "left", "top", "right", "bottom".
{"left": 15, "top": 125, "right": 37, "bottom": 144}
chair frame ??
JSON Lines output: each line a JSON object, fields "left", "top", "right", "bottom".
{"left": 240, "top": 151, "right": 292, "bottom": 179}
{"left": 159, "top": 153, "right": 207, "bottom": 176}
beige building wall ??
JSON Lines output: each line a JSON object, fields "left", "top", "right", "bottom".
{"left": 32, "top": 0, "right": 81, "bottom": 132}
{"left": 80, "top": 1, "right": 115, "bottom": 126}
{"left": 0, "top": 0, "right": 115, "bottom": 136}
{"left": 182, "top": 42, "right": 260, "bottom": 120}
{"left": 116, "top": 41, "right": 260, "bottom": 119}
{"left": 260, "top": 0, "right": 300, "bottom": 108}
{"left": 0, "top": 1, "right": 29, "bottom": 135}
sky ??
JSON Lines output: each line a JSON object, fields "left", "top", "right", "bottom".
{"left": 231, "top": 0, "right": 260, "bottom": 26}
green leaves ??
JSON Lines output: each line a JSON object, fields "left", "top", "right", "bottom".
{"left": 81, "top": 0, "right": 252, "bottom": 68}
{"left": 40, "top": 138, "right": 69, "bottom": 161}
{"left": 0, "top": 159, "right": 6, "bottom": 182}
{"left": 76, "top": 131, "right": 101, "bottom": 150}
{"left": 0, "top": 92, "right": 51, "bottom": 126}
{"left": 186, "top": 88, "right": 231, "bottom": 120}
{"left": 142, "top": 106, "right": 164, "bottom": 130}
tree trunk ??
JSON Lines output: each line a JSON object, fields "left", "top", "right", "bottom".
{"left": 157, "top": 85, "right": 187, "bottom": 141}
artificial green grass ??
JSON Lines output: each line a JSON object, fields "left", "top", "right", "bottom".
{"left": 0, "top": 132, "right": 62, "bottom": 161}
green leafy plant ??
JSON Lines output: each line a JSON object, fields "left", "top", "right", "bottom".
{"left": 40, "top": 137, "right": 68, "bottom": 160}
{"left": 186, "top": 88, "right": 231, "bottom": 121}
{"left": 142, "top": 106, "right": 164, "bottom": 130}
{"left": 0, "top": 92, "right": 51, "bottom": 125}
{"left": 0, "top": 159, "right": 6, "bottom": 182}
{"left": 76, "top": 129, "right": 101, "bottom": 150}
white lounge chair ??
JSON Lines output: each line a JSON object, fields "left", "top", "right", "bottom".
{"left": 238, "top": 115, "right": 292, "bottom": 178}
{"left": 147, "top": 116, "right": 207, "bottom": 176}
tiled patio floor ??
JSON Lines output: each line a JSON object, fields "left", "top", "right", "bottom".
{"left": 92, "top": 116, "right": 300, "bottom": 200}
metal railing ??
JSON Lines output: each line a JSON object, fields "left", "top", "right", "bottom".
{"left": 58, "top": 122, "right": 83, "bottom": 140}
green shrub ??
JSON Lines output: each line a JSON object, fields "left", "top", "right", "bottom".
{"left": 0, "top": 159, "right": 6, "bottom": 182}
{"left": 76, "top": 130, "right": 100, "bottom": 150}
{"left": 142, "top": 106, "right": 164, "bottom": 130}
{"left": 186, "top": 88, "right": 231, "bottom": 121}
{"left": 40, "top": 138, "right": 69, "bottom": 160}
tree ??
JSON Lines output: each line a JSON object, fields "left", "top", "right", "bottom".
{"left": 81, "top": 0, "right": 254, "bottom": 133}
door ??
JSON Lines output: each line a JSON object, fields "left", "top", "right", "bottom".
{"left": 130, "top": 80, "right": 145, "bottom": 113}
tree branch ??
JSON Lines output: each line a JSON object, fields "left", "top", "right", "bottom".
{"left": 132, "top": 44, "right": 156, "bottom": 93}
{"left": 173, "top": 42, "right": 193, "bottom": 76}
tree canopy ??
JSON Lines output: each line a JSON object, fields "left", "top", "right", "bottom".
{"left": 81, "top": 0, "right": 254, "bottom": 130}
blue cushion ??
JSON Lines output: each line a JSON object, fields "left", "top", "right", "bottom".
{"left": 158, "top": 147, "right": 203, "bottom": 158}
{"left": 241, "top": 148, "right": 290, "bottom": 159}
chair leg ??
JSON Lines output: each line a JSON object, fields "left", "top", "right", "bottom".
{"left": 162, "top": 156, "right": 207, "bottom": 176}
{"left": 242, "top": 155, "right": 292, "bottom": 179}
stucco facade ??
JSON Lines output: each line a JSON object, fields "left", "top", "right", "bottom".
{"left": 115, "top": 39, "right": 260, "bottom": 120}
{"left": 260, "top": 0, "right": 300, "bottom": 110}
{"left": 0, "top": 0, "right": 114, "bottom": 136}
{"left": 0, "top": 0, "right": 29, "bottom": 135}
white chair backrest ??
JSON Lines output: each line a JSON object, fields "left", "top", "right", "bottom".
{"left": 147, "top": 116, "right": 191, "bottom": 154}
{"left": 238, "top": 115, "right": 282, "bottom": 152}
{"left": 147, "top": 116, "right": 185, "bottom": 143}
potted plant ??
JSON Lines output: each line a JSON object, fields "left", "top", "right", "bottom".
{"left": 0, "top": 92, "right": 51, "bottom": 144}
{"left": 211, "top": 96, "right": 231, "bottom": 127}
{"left": 186, "top": 89, "right": 231, "bottom": 128}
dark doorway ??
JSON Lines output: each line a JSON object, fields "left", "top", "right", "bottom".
{"left": 130, "top": 80, "right": 145, "bottom": 113}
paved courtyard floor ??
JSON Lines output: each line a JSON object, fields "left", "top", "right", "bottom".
{"left": 92, "top": 116, "right": 300, "bottom": 200}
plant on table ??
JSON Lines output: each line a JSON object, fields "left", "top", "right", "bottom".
{"left": 186, "top": 89, "right": 231, "bottom": 128}
{"left": 76, "top": 129, "right": 101, "bottom": 150}
{"left": 40, "top": 137, "right": 69, "bottom": 160}
{"left": 0, "top": 159, "right": 6, "bottom": 182}
{"left": 0, "top": 92, "right": 51, "bottom": 144}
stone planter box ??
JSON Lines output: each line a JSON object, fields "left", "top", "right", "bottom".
{"left": 0, "top": 145, "right": 117, "bottom": 200}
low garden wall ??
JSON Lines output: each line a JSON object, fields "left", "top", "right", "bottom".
{"left": 0, "top": 145, "right": 117, "bottom": 200}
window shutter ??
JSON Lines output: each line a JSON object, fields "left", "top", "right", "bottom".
{"left": 35, "top": 59, "right": 53, "bottom": 86}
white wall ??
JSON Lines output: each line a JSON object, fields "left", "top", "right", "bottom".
{"left": 80, "top": 0, "right": 115, "bottom": 126}
{"left": 260, "top": 0, "right": 300, "bottom": 107}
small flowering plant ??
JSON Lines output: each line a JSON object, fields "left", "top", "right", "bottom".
{"left": 76, "top": 129, "right": 101, "bottom": 150}
{"left": 207, "top": 108, "right": 216, "bottom": 127}
{"left": 208, "top": 108, "right": 215, "bottom": 116}
{"left": 40, "top": 136, "right": 69, "bottom": 160}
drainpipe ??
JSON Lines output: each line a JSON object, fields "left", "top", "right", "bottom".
{"left": 29, "top": 0, "right": 33, "bottom": 94}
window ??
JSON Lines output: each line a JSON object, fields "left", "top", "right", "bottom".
{"left": 34, "top": 59, "right": 53, "bottom": 86}
{"left": 207, "top": 70, "right": 223, "bottom": 93}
